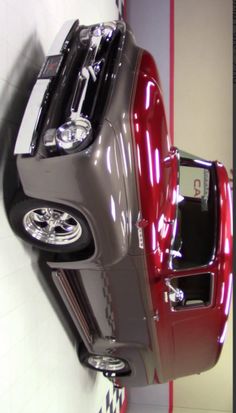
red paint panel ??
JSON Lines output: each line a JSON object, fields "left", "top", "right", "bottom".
{"left": 130, "top": 50, "right": 178, "bottom": 382}
{"left": 214, "top": 163, "right": 233, "bottom": 331}
{"left": 131, "top": 50, "right": 178, "bottom": 267}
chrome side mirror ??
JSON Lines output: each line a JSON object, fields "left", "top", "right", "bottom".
{"left": 165, "top": 278, "right": 184, "bottom": 303}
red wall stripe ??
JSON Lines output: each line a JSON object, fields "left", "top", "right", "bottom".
{"left": 169, "top": 1, "right": 174, "bottom": 407}
{"left": 169, "top": 0, "right": 175, "bottom": 145}
{"left": 120, "top": 388, "right": 128, "bottom": 413}
{"left": 169, "top": 381, "right": 174, "bottom": 413}
{"left": 169, "top": 0, "right": 175, "bottom": 406}
{"left": 123, "top": 0, "right": 127, "bottom": 20}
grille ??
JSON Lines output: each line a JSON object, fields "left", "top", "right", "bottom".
{"left": 35, "top": 21, "right": 125, "bottom": 157}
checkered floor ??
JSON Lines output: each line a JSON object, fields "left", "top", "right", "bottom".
{"left": 98, "top": 387, "right": 126, "bottom": 413}
{"left": 116, "top": 0, "right": 125, "bottom": 19}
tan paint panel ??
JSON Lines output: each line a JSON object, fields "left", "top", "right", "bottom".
{"left": 174, "top": 0, "right": 232, "bottom": 411}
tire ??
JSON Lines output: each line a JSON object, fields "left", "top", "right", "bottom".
{"left": 79, "top": 346, "right": 131, "bottom": 376}
{"left": 9, "top": 197, "right": 92, "bottom": 253}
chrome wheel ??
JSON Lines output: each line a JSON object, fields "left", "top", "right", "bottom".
{"left": 23, "top": 207, "right": 82, "bottom": 245}
{"left": 87, "top": 355, "right": 126, "bottom": 372}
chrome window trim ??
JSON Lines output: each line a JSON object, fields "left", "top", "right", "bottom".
{"left": 168, "top": 147, "right": 180, "bottom": 269}
{"left": 169, "top": 159, "right": 218, "bottom": 271}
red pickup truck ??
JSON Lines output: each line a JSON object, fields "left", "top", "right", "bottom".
{"left": 9, "top": 20, "right": 233, "bottom": 387}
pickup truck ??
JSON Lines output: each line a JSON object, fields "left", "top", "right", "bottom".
{"left": 9, "top": 20, "right": 233, "bottom": 387}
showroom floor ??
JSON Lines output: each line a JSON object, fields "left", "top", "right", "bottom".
{"left": 0, "top": 1, "right": 127, "bottom": 412}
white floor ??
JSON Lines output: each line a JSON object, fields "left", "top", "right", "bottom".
{"left": 0, "top": 1, "right": 120, "bottom": 412}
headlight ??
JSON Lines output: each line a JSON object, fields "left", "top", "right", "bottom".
{"left": 56, "top": 118, "right": 92, "bottom": 152}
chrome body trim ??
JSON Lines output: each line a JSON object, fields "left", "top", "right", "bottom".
{"left": 48, "top": 19, "right": 77, "bottom": 56}
{"left": 14, "top": 79, "right": 50, "bottom": 154}
{"left": 52, "top": 270, "right": 93, "bottom": 346}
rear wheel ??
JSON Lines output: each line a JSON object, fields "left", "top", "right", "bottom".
{"left": 9, "top": 197, "right": 92, "bottom": 253}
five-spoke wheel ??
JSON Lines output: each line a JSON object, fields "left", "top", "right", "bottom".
{"left": 9, "top": 197, "right": 92, "bottom": 253}
{"left": 79, "top": 345, "right": 131, "bottom": 376}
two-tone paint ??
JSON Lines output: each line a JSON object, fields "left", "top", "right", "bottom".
{"left": 11, "top": 20, "right": 233, "bottom": 388}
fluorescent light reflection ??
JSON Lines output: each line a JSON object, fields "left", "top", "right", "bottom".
{"left": 172, "top": 189, "right": 177, "bottom": 205}
{"left": 194, "top": 159, "right": 212, "bottom": 167}
{"left": 145, "top": 81, "right": 154, "bottom": 109}
{"left": 110, "top": 195, "right": 116, "bottom": 222}
{"left": 219, "top": 322, "right": 228, "bottom": 344}
{"left": 137, "top": 144, "right": 141, "bottom": 175}
{"left": 106, "top": 146, "right": 111, "bottom": 174}
{"left": 121, "top": 211, "right": 126, "bottom": 237}
{"left": 220, "top": 282, "right": 225, "bottom": 305}
{"left": 158, "top": 214, "right": 164, "bottom": 232}
{"left": 224, "top": 238, "right": 230, "bottom": 255}
{"left": 155, "top": 149, "right": 160, "bottom": 183}
{"left": 146, "top": 130, "right": 154, "bottom": 186}
{"left": 225, "top": 273, "right": 232, "bottom": 316}
{"left": 152, "top": 222, "right": 156, "bottom": 251}
{"left": 227, "top": 183, "right": 233, "bottom": 236}
{"left": 128, "top": 142, "right": 132, "bottom": 171}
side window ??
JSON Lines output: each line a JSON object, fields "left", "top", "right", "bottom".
{"left": 179, "top": 165, "right": 210, "bottom": 199}
{"left": 168, "top": 273, "right": 212, "bottom": 310}
{"left": 172, "top": 161, "right": 216, "bottom": 269}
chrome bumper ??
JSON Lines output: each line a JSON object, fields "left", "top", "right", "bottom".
{"left": 14, "top": 20, "right": 77, "bottom": 155}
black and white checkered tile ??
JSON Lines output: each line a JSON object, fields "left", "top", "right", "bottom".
{"left": 98, "top": 387, "right": 126, "bottom": 413}
{"left": 101, "top": 272, "right": 116, "bottom": 335}
{"left": 115, "top": 0, "right": 125, "bottom": 20}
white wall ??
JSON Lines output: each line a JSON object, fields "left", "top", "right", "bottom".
{"left": 127, "top": 404, "right": 168, "bottom": 413}
{"left": 128, "top": 383, "right": 169, "bottom": 411}
{"left": 0, "top": 1, "right": 119, "bottom": 412}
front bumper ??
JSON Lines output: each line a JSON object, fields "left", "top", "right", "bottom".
{"left": 14, "top": 19, "right": 126, "bottom": 156}
{"left": 14, "top": 20, "right": 77, "bottom": 155}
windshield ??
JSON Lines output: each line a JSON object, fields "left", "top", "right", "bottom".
{"left": 171, "top": 158, "right": 218, "bottom": 269}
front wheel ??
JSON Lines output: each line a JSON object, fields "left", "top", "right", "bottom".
{"left": 79, "top": 347, "right": 130, "bottom": 376}
{"left": 9, "top": 197, "right": 92, "bottom": 253}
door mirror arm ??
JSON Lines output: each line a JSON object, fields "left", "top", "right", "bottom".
{"left": 165, "top": 278, "right": 185, "bottom": 303}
